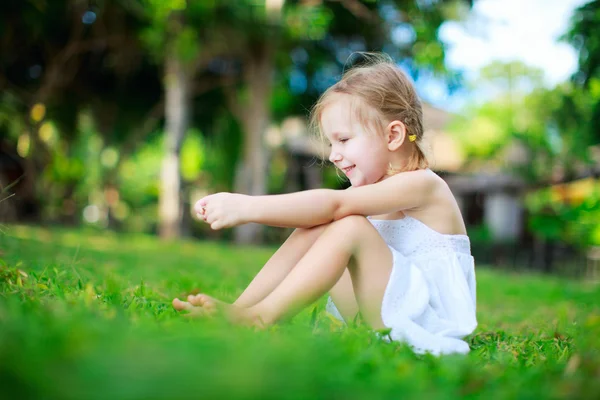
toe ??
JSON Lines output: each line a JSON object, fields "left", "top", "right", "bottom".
{"left": 200, "top": 295, "right": 218, "bottom": 310}
{"left": 189, "top": 294, "right": 204, "bottom": 307}
{"left": 172, "top": 298, "right": 194, "bottom": 311}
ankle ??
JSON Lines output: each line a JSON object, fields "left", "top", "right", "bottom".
{"left": 233, "top": 300, "right": 251, "bottom": 308}
{"left": 247, "top": 305, "right": 276, "bottom": 327}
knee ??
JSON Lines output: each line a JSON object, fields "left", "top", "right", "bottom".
{"left": 297, "top": 223, "right": 329, "bottom": 235}
{"left": 291, "top": 223, "right": 330, "bottom": 242}
{"left": 331, "top": 215, "right": 370, "bottom": 232}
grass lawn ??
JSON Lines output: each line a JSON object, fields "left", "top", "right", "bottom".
{"left": 1, "top": 224, "right": 599, "bottom": 399}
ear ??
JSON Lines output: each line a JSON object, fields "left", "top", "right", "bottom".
{"left": 386, "top": 120, "right": 407, "bottom": 151}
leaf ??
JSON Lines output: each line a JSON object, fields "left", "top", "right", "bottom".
{"left": 310, "top": 305, "right": 318, "bottom": 327}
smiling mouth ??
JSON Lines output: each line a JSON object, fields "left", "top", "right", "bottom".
{"left": 342, "top": 165, "right": 355, "bottom": 175}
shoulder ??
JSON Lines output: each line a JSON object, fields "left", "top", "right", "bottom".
{"left": 387, "top": 168, "right": 442, "bottom": 192}
{"left": 334, "top": 169, "right": 446, "bottom": 218}
{"left": 386, "top": 169, "right": 449, "bottom": 211}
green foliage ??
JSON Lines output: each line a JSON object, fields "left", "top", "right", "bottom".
{"left": 0, "top": 225, "right": 599, "bottom": 399}
{"left": 0, "top": 93, "right": 25, "bottom": 141}
{"left": 449, "top": 62, "right": 596, "bottom": 184}
{"left": 138, "top": 0, "right": 214, "bottom": 62}
{"left": 180, "top": 130, "right": 205, "bottom": 182}
{"left": 466, "top": 224, "right": 493, "bottom": 244}
{"left": 526, "top": 180, "right": 600, "bottom": 247}
{"left": 144, "top": 0, "right": 187, "bottom": 20}
{"left": 564, "top": 0, "right": 600, "bottom": 145}
{"left": 451, "top": 57, "right": 600, "bottom": 249}
{"left": 199, "top": 113, "right": 243, "bottom": 191}
{"left": 284, "top": 4, "right": 333, "bottom": 40}
{"left": 565, "top": 0, "right": 600, "bottom": 87}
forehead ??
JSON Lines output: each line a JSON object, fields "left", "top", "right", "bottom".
{"left": 320, "top": 94, "right": 355, "bottom": 136}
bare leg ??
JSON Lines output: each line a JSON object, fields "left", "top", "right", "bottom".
{"left": 193, "top": 216, "right": 393, "bottom": 329}
{"left": 176, "top": 249, "right": 359, "bottom": 321}
{"left": 234, "top": 224, "right": 328, "bottom": 307}
{"left": 173, "top": 224, "right": 331, "bottom": 312}
{"left": 329, "top": 268, "right": 359, "bottom": 321}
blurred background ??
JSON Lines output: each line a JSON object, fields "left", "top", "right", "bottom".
{"left": 1, "top": 0, "right": 599, "bottom": 277}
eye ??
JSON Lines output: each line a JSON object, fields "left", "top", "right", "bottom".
{"left": 339, "top": 138, "right": 348, "bottom": 143}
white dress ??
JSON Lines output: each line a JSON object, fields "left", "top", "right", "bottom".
{"left": 326, "top": 216, "right": 477, "bottom": 355}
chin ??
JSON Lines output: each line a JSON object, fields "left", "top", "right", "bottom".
{"left": 349, "top": 171, "right": 381, "bottom": 187}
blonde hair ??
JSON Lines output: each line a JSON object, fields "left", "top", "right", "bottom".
{"left": 309, "top": 53, "right": 428, "bottom": 173}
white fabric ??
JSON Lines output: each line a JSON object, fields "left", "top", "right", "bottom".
{"left": 326, "top": 216, "right": 477, "bottom": 355}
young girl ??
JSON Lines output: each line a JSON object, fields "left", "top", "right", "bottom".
{"left": 173, "top": 55, "right": 477, "bottom": 355}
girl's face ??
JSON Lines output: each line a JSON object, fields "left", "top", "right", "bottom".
{"left": 320, "top": 95, "right": 390, "bottom": 187}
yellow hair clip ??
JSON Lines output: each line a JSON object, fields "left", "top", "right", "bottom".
{"left": 408, "top": 134, "right": 417, "bottom": 142}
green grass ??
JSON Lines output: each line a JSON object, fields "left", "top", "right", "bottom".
{"left": 1, "top": 224, "right": 599, "bottom": 400}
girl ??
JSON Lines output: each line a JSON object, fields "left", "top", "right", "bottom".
{"left": 173, "top": 55, "right": 477, "bottom": 355}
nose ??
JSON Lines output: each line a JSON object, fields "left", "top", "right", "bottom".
{"left": 329, "top": 148, "right": 342, "bottom": 164}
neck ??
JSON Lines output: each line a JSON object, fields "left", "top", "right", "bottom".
{"left": 391, "top": 143, "right": 415, "bottom": 170}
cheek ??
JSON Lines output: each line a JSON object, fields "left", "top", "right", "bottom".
{"left": 362, "top": 144, "right": 389, "bottom": 173}
{"left": 361, "top": 141, "right": 387, "bottom": 163}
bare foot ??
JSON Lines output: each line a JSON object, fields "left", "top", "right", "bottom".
{"left": 187, "top": 294, "right": 219, "bottom": 315}
{"left": 172, "top": 297, "right": 210, "bottom": 317}
{"left": 188, "top": 294, "right": 266, "bottom": 327}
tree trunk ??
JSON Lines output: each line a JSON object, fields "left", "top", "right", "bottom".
{"left": 233, "top": 45, "right": 274, "bottom": 244}
{"left": 158, "top": 34, "right": 190, "bottom": 239}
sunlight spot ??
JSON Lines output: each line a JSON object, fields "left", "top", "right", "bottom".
{"left": 30, "top": 103, "right": 45, "bottom": 122}
{"left": 82, "top": 11, "right": 96, "bottom": 25}
{"left": 17, "top": 134, "right": 30, "bottom": 157}
{"left": 101, "top": 148, "right": 119, "bottom": 168}
{"left": 39, "top": 122, "right": 56, "bottom": 145}
{"left": 29, "top": 65, "right": 42, "bottom": 79}
{"left": 83, "top": 205, "right": 101, "bottom": 223}
{"left": 265, "top": 125, "right": 282, "bottom": 148}
{"left": 112, "top": 201, "right": 130, "bottom": 221}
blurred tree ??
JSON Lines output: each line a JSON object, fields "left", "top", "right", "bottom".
{"left": 449, "top": 62, "right": 549, "bottom": 178}
{"left": 136, "top": 0, "right": 201, "bottom": 239}
{"left": 0, "top": 0, "right": 149, "bottom": 222}
{"left": 448, "top": 56, "right": 600, "bottom": 270}
{"left": 565, "top": 0, "right": 600, "bottom": 145}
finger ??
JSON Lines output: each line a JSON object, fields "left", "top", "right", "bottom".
{"left": 194, "top": 200, "right": 204, "bottom": 214}
{"left": 195, "top": 211, "right": 207, "bottom": 221}
{"left": 198, "top": 195, "right": 212, "bottom": 207}
{"left": 194, "top": 197, "right": 210, "bottom": 213}
{"left": 195, "top": 205, "right": 207, "bottom": 215}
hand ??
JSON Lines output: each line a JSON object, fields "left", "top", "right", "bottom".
{"left": 194, "top": 192, "right": 250, "bottom": 230}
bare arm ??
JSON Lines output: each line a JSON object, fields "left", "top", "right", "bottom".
{"left": 197, "top": 169, "right": 437, "bottom": 230}
{"left": 246, "top": 189, "right": 338, "bottom": 228}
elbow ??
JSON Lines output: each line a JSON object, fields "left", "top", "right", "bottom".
{"left": 331, "top": 192, "right": 350, "bottom": 221}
